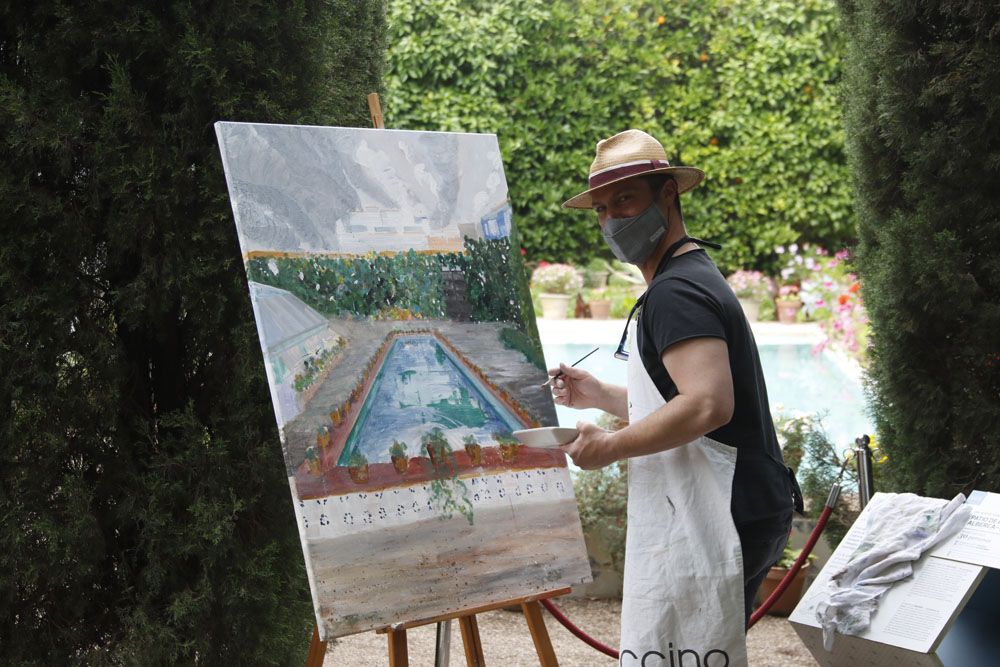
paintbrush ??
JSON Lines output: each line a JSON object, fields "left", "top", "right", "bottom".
{"left": 540, "top": 346, "right": 600, "bottom": 388}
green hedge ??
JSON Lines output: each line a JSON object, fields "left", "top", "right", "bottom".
{"left": 0, "top": 1, "right": 385, "bottom": 661}
{"left": 840, "top": 0, "right": 1000, "bottom": 497}
{"left": 385, "top": 0, "right": 853, "bottom": 274}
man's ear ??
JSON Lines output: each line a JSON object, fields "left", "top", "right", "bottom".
{"left": 660, "top": 177, "right": 678, "bottom": 203}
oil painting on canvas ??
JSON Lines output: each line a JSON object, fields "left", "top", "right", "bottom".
{"left": 214, "top": 122, "right": 590, "bottom": 639}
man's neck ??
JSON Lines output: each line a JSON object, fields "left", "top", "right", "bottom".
{"left": 638, "top": 204, "right": 690, "bottom": 284}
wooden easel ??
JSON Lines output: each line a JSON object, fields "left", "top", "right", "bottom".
{"left": 306, "top": 587, "right": 567, "bottom": 667}
{"left": 375, "top": 588, "right": 566, "bottom": 667}
{"left": 303, "top": 94, "right": 566, "bottom": 666}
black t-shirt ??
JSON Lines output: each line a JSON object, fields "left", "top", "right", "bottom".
{"left": 636, "top": 248, "right": 794, "bottom": 541}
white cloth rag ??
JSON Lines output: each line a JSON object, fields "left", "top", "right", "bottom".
{"left": 815, "top": 492, "right": 971, "bottom": 650}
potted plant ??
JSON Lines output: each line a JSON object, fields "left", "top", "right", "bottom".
{"left": 347, "top": 450, "right": 369, "bottom": 484}
{"left": 725, "top": 270, "right": 774, "bottom": 322}
{"left": 389, "top": 439, "right": 408, "bottom": 474}
{"left": 756, "top": 543, "right": 815, "bottom": 615}
{"left": 462, "top": 434, "right": 482, "bottom": 466}
{"left": 583, "top": 258, "right": 611, "bottom": 289}
{"left": 531, "top": 262, "right": 583, "bottom": 320}
{"left": 776, "top": 284, "right": 804, "bottom": 323}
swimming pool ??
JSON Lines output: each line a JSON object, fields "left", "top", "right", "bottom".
{"left": 541, "top": 341, "right": 873, "bottom": 449}
{"left": 339, "top": 335, "right": 522, "bottom": 465}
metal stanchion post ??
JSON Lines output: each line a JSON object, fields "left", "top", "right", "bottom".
{"left": 854, "top": 434, "right": 875, "bottom": 510}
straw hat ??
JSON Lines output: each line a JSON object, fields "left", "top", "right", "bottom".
{"left": 563, "top": 129, "right": 705, "bottom": 209}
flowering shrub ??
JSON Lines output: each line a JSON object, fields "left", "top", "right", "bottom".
{"left": 530, "top": 262, "right": 583, "bottom": 294}
{"left": 776, "top": 242, "right": 830, "bottom": 285}
{"left": 789, "top": 246, "right": 870, "bottom": 366}
{"left": 726, "top": 270, "right": 774, "bottom": 301}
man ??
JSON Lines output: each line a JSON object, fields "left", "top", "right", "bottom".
{"left": 552, "top": 129, "right": 798, "bottom": 662}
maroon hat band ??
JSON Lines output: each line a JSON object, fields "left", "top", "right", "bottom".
{"left": 588, "top": 159, "right": 671, "bottom": 189}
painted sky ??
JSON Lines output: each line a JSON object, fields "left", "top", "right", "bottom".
{"left": 215, "top": 123, "right": 509, "bottom": 255}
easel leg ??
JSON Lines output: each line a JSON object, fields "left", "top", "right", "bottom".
{"left": 305, "top": 624, "right": 327, "bottom": 667}
{"left": 435, "top": 620, "right": 453, "bottom": 667}
{"left": 458, "top": 615, "right": 486, "bottom": 666}
{"left": 387, "top": 627, "right": 409, "bottom": 667}
{"left": 522, "top": 601, "right": 558, "bottom": 667}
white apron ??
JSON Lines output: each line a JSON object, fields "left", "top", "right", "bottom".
{"left": 619, "top": 318, "right": 748, "bottom": 667}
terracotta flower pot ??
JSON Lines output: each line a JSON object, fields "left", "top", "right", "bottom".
{"left": 756, "top": 563, "right": 810, "bottom": 616}
{"left": 391, "top": 455, "right": 408, "bottom": 475}
{"left": 588, "top": 299, "right": 612, "bottom": 320}
{"left": 776, "top": 299, "right": 803, "bottom": 324}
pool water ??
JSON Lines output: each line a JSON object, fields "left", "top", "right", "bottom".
{"left": 339, "top": 336, "right": 521, "bottom": 464}
{"left": 542, "top": 343, "right": 872, "bottom": 449}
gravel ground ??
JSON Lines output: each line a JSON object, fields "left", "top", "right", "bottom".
{"left": 324, "top": 598, "right": 816, "bottom": 666}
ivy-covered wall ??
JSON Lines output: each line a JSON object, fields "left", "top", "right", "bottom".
{"left": 385, "top": 0, "right": 852, "bottom": 274}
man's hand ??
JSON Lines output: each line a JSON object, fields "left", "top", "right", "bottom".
{"left": 560, "top": 421, "right": 618, "bottom": 470}
{"left": 549, "top": 363, "right": 605, "bottom": 410}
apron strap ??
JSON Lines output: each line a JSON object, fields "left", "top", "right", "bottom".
{"left": 615, "top": 236, "right": 722, "bottom": 360}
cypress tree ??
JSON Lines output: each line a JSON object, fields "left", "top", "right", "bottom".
{"left": 839, "top": 1, "right": 1000, "bottom": 496}
{"left": 0, "top": 2, "right": 385, "bottom": 662}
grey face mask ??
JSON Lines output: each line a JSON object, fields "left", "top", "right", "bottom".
{"left": 601, "top": 201, "right": 668, "bottom": 265}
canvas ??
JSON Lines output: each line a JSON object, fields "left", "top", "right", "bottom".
{"left": 214, "top": 122, "right": 591, "bottom": 639}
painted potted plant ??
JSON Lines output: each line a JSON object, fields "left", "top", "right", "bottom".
{"left": 304, "top": 444, "right": 322, "bottom": 475}
{"left": 347, "top": 450, "right": 369, "bottom": 484}
{"left": 756, "top": 543, "right": 815, "bottom": 616}
{"left": 422, "top": 427, "right": 454, "bottom": 471}
{"left": 531, "top": 262, "right": 583, "bottom": 320}
{"left": 493, "top": 431, "right": 519, "bottom": 462}
{"left": 776, "top": 284, "right": 804, "bottom": 323}
{"left": 316, "top": 425, "right": 332, "bottom": 451}
{"left": 389, "top": 439, "right": 408, "bottom": 475}
{"left": 725, "top": 270, "right": 774, "bottom": 322}
{"left": 462, "top": 434, "right": 482, "bottom": 466}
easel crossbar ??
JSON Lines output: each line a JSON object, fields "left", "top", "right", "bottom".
{"left": 374, "top": 587, "right": 571, "bottom": 634}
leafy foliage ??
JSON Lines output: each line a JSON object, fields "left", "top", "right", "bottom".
{"left": 385, "top": 0, "right": 854, "bottom": 273}
{"left": 248, "top": 236, "right": 537, "bottom": 332}
{"left": 574, "top": 461, "right": 629, "bottom": 572}
{"left": 777, "top": 414, "right": 871, "bottom": 548}
{"left": 840, "top": 0, "right": 1000, "bottom": 497}
{"left": 0, "top": 1, "right": 385, "bottom": 661}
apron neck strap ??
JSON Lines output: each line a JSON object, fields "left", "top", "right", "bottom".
{"left": 615, "top": 236, "right": 722, "bottom": 362}
{"left": 652, "top": 235, "right": 722, "bottom": 278}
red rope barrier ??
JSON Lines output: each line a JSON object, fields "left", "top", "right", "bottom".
{"left": 747, "top": 504, "right": 832, "bottom": 628}
{"left": 540, "top": 598, "right": 619, "bottom": 659}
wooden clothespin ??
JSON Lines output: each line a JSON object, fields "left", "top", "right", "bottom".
{"left": 367, "top": 93, "right": 385, "bottom": 129}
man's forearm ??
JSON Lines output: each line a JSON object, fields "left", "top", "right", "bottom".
{"left": 595, "top": 382, "right": 629, "bottom": 421}
{"left": 608, "top": 394, "right": 729, "bottom": 460}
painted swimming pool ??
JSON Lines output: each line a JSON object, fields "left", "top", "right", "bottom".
{"left": 542, "top": 342, "right": 873, "bottom": 449}
{"left": 339, "top": 335, "right": 522, "bottom": 465}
